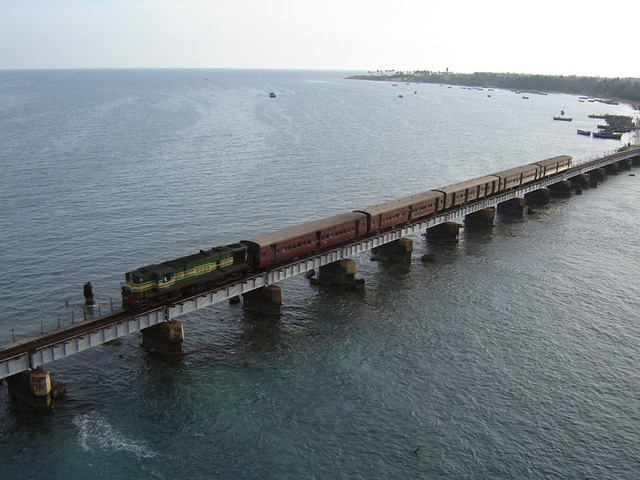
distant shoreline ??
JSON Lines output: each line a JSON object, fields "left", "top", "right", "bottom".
{"left": 347, "top": 72, "right": 640, "bottom": 110}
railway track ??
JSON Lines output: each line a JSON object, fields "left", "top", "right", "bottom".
{"left": 1, "top": 147, "right": 638, "bottom": 368}
{"left": 0, "top": 309, "right": 147, "bottom": 363}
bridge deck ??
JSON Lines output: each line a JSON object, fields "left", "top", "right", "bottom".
{"left": 1, "top": 147, "right": 638, "bottom": 380}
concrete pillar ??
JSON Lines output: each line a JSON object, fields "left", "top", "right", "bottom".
{"left": 310, "top": 259, "right": 365, "bottom": 289}
{"left": 549, "top": 180, "right": 572, "bottom": 196}
{"left": 141, "top": 320, "right": 184, "bottom": 355}
{"left": 83, "top": 281, "right": 95, "bottom": 305}
{"left": 617, "top": 159, "right": 632, "bottom": 171}
{"left": 590, "top": 168, "right": 605, "bottom": 181}
{"left": 589, "top": 168, "right": 605, "bottom": 187}
{"left": 465, "top": 207, "right": 495, "bottom": 227}
{"left": 426, "top": 221, "right": 459, "bottom": 244}
{"left": 605, "top": 162, "right": 619, "bottom": 175}
{"left": 243, "top": 285, "right": 282, "bottom": 315}
{"left": 7, "top": 368, "right": 57, "bottom": 410}
{"left": 525, "top": 188, "right": 550, "bottom": 206}
{"left": 371, "top": 238, "right": 413, "bottom": 262}
{"left": 497, "top": 198, "right": 525, "bottom": 215}
{"left": 570, "top": 173, "right": 590, "bottom": 189}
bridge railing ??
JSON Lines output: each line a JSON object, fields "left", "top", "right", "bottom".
{"left": 2, "top": 299, "right": 118, "bottom": 346}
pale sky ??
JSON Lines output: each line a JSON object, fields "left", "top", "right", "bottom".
{"left": 1, "top": 0, "right": 637, "bottom": 77}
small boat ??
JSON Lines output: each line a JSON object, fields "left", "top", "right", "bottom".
{"left": 577, "top": 129, "right": 591, "bottom": 136}
{"left": 593, "top": 131, "right": 622, "bottom": 139}
{"left": 553, "top": 109, "right": 572, "bottom": 121}
{"left": 269, "top": 92, "right": 276, "bottom": 98}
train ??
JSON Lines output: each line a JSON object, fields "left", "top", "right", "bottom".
{"left": 121, "top": 155, "right": 572, "bottom": 309}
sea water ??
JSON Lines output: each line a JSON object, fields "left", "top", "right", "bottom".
{"left": 0, "top": 69, "right": 639, "bottom": 479}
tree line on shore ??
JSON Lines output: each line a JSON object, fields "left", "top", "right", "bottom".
{"left": 350, "top": 71, "right": 640, "bottom": 106}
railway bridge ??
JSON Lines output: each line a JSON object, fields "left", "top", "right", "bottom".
{"left": 2, "top": 146, "right": 639, "bottom": 409}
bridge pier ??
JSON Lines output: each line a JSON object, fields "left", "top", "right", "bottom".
{"left": 525, "top": 188, "right": 550, "bottom": 205}
{"left": 605, "top": 162, "right": 619, "bottom": 175}
{"left": 6, "top": 367, "right": 66, "bottom": 411}
{"left": 570, "top": 173, "right": 590, "bottom": 190}
{"left": 141, "top": 320, "right": 184, "bottom": 355}
{"left": 589, "top": 168, "right": 605, "bottom": 186}
{"left": 617, "top": 159, "right": 632, "bottom": 171}
{"left": 425, "top": 221, "right": 459, "bottom": 244}
{"left": 465, "top": 207, "right": 495, "bottom": 227}
{"left": 371, "top": 238, "right": 413, "bottom": 262}
{"left": 243, "top": 285, "right": 282, "bottom": 315}
{"left": 497, "top": 198, "right": 525, "bottom": 215}
{"left": 310, "top": 259, "right": 365, "bottom": 289}
{"left": 549, "top": 180, "right": 572, "bottom": 196}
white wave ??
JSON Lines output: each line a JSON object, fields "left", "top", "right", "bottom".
{"left": 73, "top": 412, "right": 158, "bottom": 460}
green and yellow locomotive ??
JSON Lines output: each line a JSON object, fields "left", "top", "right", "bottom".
{"left": 121, "top": 244, "right": 249, "bottom": 309}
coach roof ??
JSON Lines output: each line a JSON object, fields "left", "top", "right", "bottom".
{"left": 241, "top": 212, "right": 366, "bottom": 247}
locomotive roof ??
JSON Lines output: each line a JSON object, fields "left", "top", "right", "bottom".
{"left": 355, "top": 190, "right": 443, "bottom": 215}
{"left": 126, "top": 244, "right": 246, "bottom": 276}
{"left": 241, "top": 212, "right": 366, "bottom": 247}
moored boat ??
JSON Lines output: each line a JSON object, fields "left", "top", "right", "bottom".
{"left": 553, "top": 110, "right": 572, "bottom": 121}
{"left": 577, "top": 129, "right": 591, "bottom": 136}
{"left": 593, "top": 131, "right": 622, "bottom": 140}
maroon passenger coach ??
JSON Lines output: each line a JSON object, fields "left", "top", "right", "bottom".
{"left": 240, "top": 212, "right": 368, "bottom": 268}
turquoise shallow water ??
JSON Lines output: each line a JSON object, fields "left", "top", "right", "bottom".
{"left": 0, "top": 69, "right": 639, "bottom": 479}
